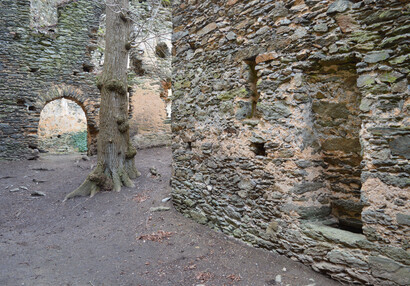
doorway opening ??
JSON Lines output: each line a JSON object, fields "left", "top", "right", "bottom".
{"left": 38, "top": 98, "right": 88, "bottom": 154}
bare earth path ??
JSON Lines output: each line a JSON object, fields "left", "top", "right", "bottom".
{"left": 0, "top": 147, "right": 341, "bottom": 286}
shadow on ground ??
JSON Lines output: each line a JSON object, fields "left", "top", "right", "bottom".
{"left": 0, "top": 147, "right": 341, "bottom": 286}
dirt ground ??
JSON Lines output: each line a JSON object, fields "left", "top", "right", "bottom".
{"left": 0, "top": 147, "right": 341, "bottom": 286}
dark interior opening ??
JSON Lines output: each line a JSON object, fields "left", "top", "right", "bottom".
{"left": 30, "top": 67, "right": 39, "bottom": 72}
{"left": 329, "top": 220, "right": 363, "bottom": 234}
{"left": 187, "top": 142, "right": 192, "bottom": 151}
{"left": 82, "top": 63, "right": 94, "bottom": 73}
{"left": 251, "top": 142, "right": 266, "bottom": 156}
{"left": 155, "top": 42, "right": 170, "bottom": 58}
{"left": 28, "top": 106, "right": 36, "bottom": 111}
{"left": 243, "top": 57, "right": 260, "bottom": 118}
{"left": 17, "top": 98, "right": 26, "bottom": 105}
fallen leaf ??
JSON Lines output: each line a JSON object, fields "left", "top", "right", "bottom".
{"left": 133, "top": 193, "right": 150, "bottom": 203}
{"left": 195, "top": 271, "right": 213, "bottom": 282}
{"left": 137, "top": 230, "right": 175, "bottom": 242}
{"left": 184, "top": 264, "right": 197, "bottom": 271}
{"left": 227, "top": 274, "right": 242, "bottom": 282}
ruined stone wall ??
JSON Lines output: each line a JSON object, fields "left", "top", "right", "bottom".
{"left": 128, "top": 0, "right": 172, "bottom": 149}
{"left": 90, "top": 0, "right": 173, "bottom": 149}
{"left": 171, "top": 0, "right": 409, "bottom": 285}
{"left": 0, "top": 0, "right": 172, "bottom": 159}
{"left": 0, "top": 0, "right": 103, "bottom": 158}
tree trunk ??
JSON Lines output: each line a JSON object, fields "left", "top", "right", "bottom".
{"left": 64, "top": 0, "right": 139, "bottom": 200}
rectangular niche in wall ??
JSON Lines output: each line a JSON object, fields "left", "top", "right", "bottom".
{"left": 243, "top": 57, "right": 260, "bottom": 119}
{"left": 309, "top": 69, "right": 364, "bottom": 233}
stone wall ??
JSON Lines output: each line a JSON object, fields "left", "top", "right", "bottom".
{"left": 0, "top": 0, "right": 172, "bottom": 159}
{"left": 171, "top": 0, "right": 409, "bottom": 285}
{"left": 0, "top": 0, "right": 102, "bottom": 158}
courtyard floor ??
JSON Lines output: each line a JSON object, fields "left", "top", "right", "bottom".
{"left": 0, "top": 147, "right": 341, "bottom": 286}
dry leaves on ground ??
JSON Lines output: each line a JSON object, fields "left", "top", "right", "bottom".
{"left": 196, "top": 271, "right": 213, "bottom": 282}
{"left": 132, "top": 192, "right": 150, "bottom": 203}
{"left": 184, "top": 263, "right": 197, "bottom": 271}
{"left": 226, "top": 274, "right": 242, "bottom": 282}
{"left": 137, "top": 230, "right": 174, "bottom": 242}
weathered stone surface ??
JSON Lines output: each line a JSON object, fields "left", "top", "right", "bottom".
{"left": 357, "top": 74, "right": 376, "bottom": 87}
{"left": 197, "top": 22, "right": 217, "bottom": 36}
{"left": 389, "top": 136, "right": 410, "bottom": 159}
{"left": 327, "top": 250, "right": 368, "bottom": 268}
{"left": 327, "top": 0, "right": 351, "bottom": 14}
{"left": 335, "top": 14, "right": 358, "bottom": 33}
{"left": 292, "top": 182, "right": 325, "bottom": 195}
{"left": 321, "top": 138, "right": 361, "bottom": 153}
{"left": 171, "top": 1, "right": 410, "bottom": 285}
{"left": 255, "top": 52, "right": 278, "bottom": 64}
{"left": 369, "top": 256, "right": 410, "bottom": 286}
{"left": 312, "top": 102, "right": 350, "bottom": 119}
{"left": 297, "top": 206, "right": 331, "bottom": 219}
{"left": 396, "top": 213, "right": 410, "bottom": 226}
{"left": 364, "top": 51, "right": 391, "bottom": 63}
{"left": 302, "top": 223, "right": 368, "bottom": 248}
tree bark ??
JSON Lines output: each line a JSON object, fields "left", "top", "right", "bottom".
{"left": 64, "top": 0, "right": 139, "bottom": 200}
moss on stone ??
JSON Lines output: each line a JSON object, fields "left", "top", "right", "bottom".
{"left": 217, "top": 88, "right": 247, "bottom": 101}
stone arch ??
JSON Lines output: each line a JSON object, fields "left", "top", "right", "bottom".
{"left": 34, "top": 85, "right": 99, "bottom": 155}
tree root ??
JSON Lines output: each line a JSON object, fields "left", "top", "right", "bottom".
{"left": 63, "top": 179, "right": 99, "bottom": 202}
{"left": 63, "top": 163, "right": 140, "bottom": 201}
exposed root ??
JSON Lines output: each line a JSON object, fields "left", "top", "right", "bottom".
{"left": 125, "top": 158, "right": 141, "bottom": 179}
{"left": 64, "top": 159, "right": 140, "bottom": 201}
{"left": 112, "top": 171, "right": 122, "bottom": 192}
{"left": 63, "top": 179, "right": 99, "bottom": 202}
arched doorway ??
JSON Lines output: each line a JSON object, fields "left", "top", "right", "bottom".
{"left": 38, "top": 98, "right": 88, "bottom": 154}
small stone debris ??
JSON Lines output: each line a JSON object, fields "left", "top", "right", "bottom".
{"left": 10, "top": 188, "right": 20, "bottom": 193}
{"left": 275, "top": 274, "right": 282, "bottom": 283}
{"left": 32, "top": 167, "right": 54, "bottom": 171}
{"left": 149, "top": 166, "right": 160, "bottom": 176}
{"left": 81, "top": 156, "right": 90, "bottom": 161}
{"left": 31, "top": 191, "right": 46, "bottom": 197}
{"left": 33, "top": 179, "right": 47, "bottom": 183}
{"left": 0, "top": 176, "right": 14, "bottom": 180}
{"left": 161, "top": 197, "right": 171, "bottom": 203}
{"left": 20, "top": 186, "right": 28, "bottom": 190}
{"left": 149, "top": 206, "right": 170, "bottom": 212}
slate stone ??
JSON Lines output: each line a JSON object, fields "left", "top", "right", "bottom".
{"left": 396, "top": 213, "right": 410, "bottom": 226}
{"left": 235, "top": 101, "right": 252, "bottom": 120}
{"left": 321, "top": 138, "right": 361, "bottom": 153}
{"left": 297, "top": 206, "right": 331, "bottom": 219}
{"left": 389, "top": 135, "right": 410, "bottom": 159}
{"left": 292, "top": 182, "right": 325, "bottom": 194}
{"left": 357, "top": 74, "right": 376, "bottom": 87}
{"left": 260, "top": 102, "right": 291, "bottom": 120}
{"left": 364, "top": 51, "right": 391, "bottom": 63}
{"left": 327, "top": 0, "right": 351, "bottom": 14}
{"left": 302, "top": 222, "right": 368, "bottom": 247}
{"left": 312, "top": 102, "right": 350, "bottom": 119}
{"left": 369, "top": 256, "right": 410, "bottom": 286}
{"left": 197, "top": 22, "right": 217, "bottom": 36}
{"left": 327, "top": 250, "right": 368, "bottom": 268}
